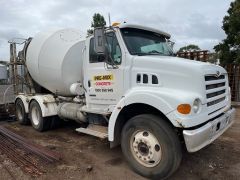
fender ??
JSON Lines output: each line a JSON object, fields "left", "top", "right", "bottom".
{"left": 29, "top": 94, "right": 58, "bottom": 117}
{"left": 15, "top": 94, "right": 31, "bottom": 113}
{"left": 108, "top": 87, "right": 199, "bottom": 142}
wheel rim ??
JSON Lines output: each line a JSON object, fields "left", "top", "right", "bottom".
{"left": 130, "top": 130, "right": 162, "bottom": 167}
{"left": 16, "top": 104, "right": 23, "bottom": 121}
{"left": 31, "top": 105, "right": 40, "bottom": 126}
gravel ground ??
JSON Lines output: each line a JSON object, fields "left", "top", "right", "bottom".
{"left": 0, "top": 107, "right": 239, "bottom": 180}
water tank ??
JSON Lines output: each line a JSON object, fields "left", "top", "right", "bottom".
{"left": 0, "top": 65, "right": 7, "bottom": 80}
{"left": 26, "top": 29, "right": 85, "bottom": 96}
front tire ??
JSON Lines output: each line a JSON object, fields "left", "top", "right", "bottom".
{"left": 15, "top": 99, "right": 29, "bottom": 125}
{"left": 121, "top": 114, "right": 182, "bottom": 180}
{"left": 29, "top": 100, "right": 51, "bottom": 132}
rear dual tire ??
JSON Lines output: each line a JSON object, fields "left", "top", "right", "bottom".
{"left": 121, "top": 114, "right": 182, "bottom": 180}
{"left": 16, "top": 99, "right": 62, "bottom": 131}
{"left": 15, "top": 99, "right": 29, "bottom": 125}
{"left": 29, "top": 101, "right": 51, "bottom": 132}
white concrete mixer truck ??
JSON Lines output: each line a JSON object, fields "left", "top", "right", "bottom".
{"left": 13, "top": 23, "right": 235, "bottom": 179}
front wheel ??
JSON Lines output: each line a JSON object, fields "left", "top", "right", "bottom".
{"left": 121, "top": 114, "right": 182, "bottom": 180}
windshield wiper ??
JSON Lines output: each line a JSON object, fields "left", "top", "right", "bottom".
{"left": 132, "top": 51, "right": 165, "bottom": 56}
{"left": 148, "top": 50, "right": 162, "bottom": 54}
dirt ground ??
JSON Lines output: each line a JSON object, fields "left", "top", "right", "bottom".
{"left": 0, "top": 108, "right": 239, "bottom": 180}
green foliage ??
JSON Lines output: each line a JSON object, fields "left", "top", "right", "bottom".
{"left": 178, "top": 44, "right": 201, "bottom": 52}
{"left": 214, "top": 0, "right": 240, "bottom": 64}
{"left": 207, "top": 53, "right": 219, "bottom": 64}
{"left": 87, "top": 13, "right": 106, "bottom": 35}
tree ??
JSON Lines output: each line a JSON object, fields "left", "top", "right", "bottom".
{"left": 214, "top": 0, "right": 240, "bottom": 65}
{"left": 178, "top": 44, "right": 201, "bottom": 52}
{"left": 207, "top": 52, "right": 219, "bottom": 64}
{"left": 87, "top": 13, "right": 106, "bottom": 35}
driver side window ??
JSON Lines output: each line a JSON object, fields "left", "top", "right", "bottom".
{"left": 89, "top": 32, "right": 122, "bottom": 64}
{"left": 106, "top": 32, "right": 122, "bottom": 65}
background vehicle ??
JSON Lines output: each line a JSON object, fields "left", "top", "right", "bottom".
{"left": 10, "top": 23, "right": 235, "bottom": 179}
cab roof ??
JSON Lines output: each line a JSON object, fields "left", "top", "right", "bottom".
{"left": 119, "top": 23, "right": 171, "bottom": 39}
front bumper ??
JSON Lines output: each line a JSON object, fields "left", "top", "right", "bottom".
{"left": 183, "top": 108, "right": 236, "bottom": 152}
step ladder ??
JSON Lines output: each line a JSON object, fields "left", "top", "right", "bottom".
{"left": 76, "top": 124, "right": 108, "bottom": 139}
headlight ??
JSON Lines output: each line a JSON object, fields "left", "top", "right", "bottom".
{"left": 193, "top": 98, "right": 201, "bottom": 113}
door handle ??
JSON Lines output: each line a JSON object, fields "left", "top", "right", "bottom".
{"left": 88, "top": 80, "right": 91, "bottom": 87}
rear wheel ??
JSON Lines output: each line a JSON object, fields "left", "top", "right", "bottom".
{"left": 29, "top": 100, "right": 51, "bottom": 132}
{"left": 15, "top": 99, "right": 29, "bottom": 125}
{"left": 121, "top": 114, "right": 182, "bottom": 180}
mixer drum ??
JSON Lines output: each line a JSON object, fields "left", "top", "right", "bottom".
{"left": 26, "top": 29, "right": 85, "bottom": 96}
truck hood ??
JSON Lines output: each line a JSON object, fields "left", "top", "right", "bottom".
{"left": 132, "top": 55, "right": 225, "bottom": 72}
{"left": 131, "top": 56, "right": 227, "bottom": 102}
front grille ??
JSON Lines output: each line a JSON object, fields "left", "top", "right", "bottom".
{"left": 207, "top": 97, "right": 226, "bottom": 107}
{"left": 206, "top": 89, "right": 225, "bottom": 98}
{"left": 205, "top": 74, "right": 227, "bottom": 111}
{"left": 205, "top": 75, "right": 225, "bottom": 81}
{"left": 206, "top": 82, "right": 225, "bottom": 90}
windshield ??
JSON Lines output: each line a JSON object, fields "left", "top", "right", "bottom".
{"left": 121, "top": 28, "right": 173, "bottom": 56}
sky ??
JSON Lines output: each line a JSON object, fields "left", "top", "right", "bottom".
{"left": 0, "top": 0, "right": 233, "bottom": 60}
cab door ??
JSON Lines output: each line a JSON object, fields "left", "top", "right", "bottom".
{"left": 85, "top": 31, "right": 124, "bottom": 111}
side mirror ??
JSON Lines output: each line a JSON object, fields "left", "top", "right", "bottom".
{"left": 94, "top": 27, "right": 105, "bottom": 54}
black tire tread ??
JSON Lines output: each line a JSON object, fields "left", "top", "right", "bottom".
{"left": 15, "top": 98, "right": 30, "bottom": 125}
{"left": 29, "top": 101, "right": 51, "bottom": 132}
{"left": 121, "top": 114, "right": 182, "bottom": 180}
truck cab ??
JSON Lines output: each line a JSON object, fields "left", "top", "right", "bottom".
{"left": 85, "top": 23, "right": 234, "bottom": 142}
{"left": 13, "top": 23, "right": 235, "bottom": 179}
